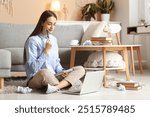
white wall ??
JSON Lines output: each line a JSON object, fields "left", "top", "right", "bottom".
{"left": 112, "top": 0, "right": 150, "bottom": 68}
{"left": 129, "top": 0, "right": 138, "bottom": 26}
{"left": 111, "top": 0, "right": 129, "bottom": 44}
{"left": 0, "top": 0, "right": 84, "bottom": 23}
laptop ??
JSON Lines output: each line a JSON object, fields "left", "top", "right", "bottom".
{"left": 61, "top": 70, "right": 104, "bottom": 95}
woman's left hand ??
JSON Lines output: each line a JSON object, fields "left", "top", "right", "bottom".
{"left": 61, "top": 71, "right": 68, "bottom": 78}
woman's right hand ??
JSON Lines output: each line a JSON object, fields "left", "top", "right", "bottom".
{"left": 44, "top": 39, "right": 52, "bottom": 55}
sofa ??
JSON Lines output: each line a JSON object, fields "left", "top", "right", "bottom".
{"left": 0, "top": 21, "right": 93, "bottom": 73}
{"left": 0, "top": 21, "right": 121, "bottom": 70}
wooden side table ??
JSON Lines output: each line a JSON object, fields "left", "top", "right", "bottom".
{"left": 70, "top": 45, "right": 130, "bottom": 87}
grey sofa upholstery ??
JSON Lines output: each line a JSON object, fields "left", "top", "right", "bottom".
{"left": 0, "top": 22, "right": 89, "bottom": 73}
{"left": 0, "top": 49, "right": 11, "bottom": 89}
{"left": 0, "top": 23, "right": 36, "bottom": 72}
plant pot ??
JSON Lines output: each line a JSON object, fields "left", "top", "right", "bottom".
{"left": 101, "top": 14, "right": 110, "bottom": 22}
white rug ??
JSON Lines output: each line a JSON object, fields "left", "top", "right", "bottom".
{"left": 1, "top": 77, "right": 27, "bottom": 94}
{"left": 0, "top": 75, "right": 125, "bottom": 94}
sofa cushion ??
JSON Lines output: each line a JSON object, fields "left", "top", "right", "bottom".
{"left": 58, "top": 48, "right": 71, "bottom": 69}
{"left": 0, "top": 49, "right": 11, "bottom": 68}
{"left": 5, "top": 48, "right": 24, "bottom": 65}
{"left": 59, "top": 48, "right": 71, "bottom": 64}
{"left": 0, "top": 23, "right": 35, "bottom": 48}
{"left": 11, "top": 65, "right": 25, "bottom": 71}
{"left": 0, "top": 69, "right": 10, "bottom": 77}
{"left": 52, "top": 25, "right": 84, "bottom": 47}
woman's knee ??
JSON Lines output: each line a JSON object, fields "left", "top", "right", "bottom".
{"left": 39, "top": 69, "right": 52, "bottom": 76}
{"left": 73, "top": 65, "right": 84, "bottom": 70}
{"left": 73, "top": 66, "right": 85, "bottom": 75}
{"left": 38, "top": 69, "right": 59, "bottom": 86}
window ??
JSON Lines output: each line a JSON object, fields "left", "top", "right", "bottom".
{"left": 138, "top": 0, "right": 150, "bottom": 25}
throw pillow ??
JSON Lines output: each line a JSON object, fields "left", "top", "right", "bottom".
{"left": 81, "top": 21, "right": 108, "bottom": 44}
{"left": 84, "top": 52, "right": 125, "bottom": 68}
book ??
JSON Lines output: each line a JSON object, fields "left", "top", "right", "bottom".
{"left": 125, "top": 85, "right": 142, "bottom": 90}
{"left": 91, "top": 37, "right": 112, "bottom": 45}
{"left": 91, "top": 37, "right": 112, "bottom": 41}
{"left": 116, "top": 81, "right": 139, "bottom": 87}
{"left": 117, "top": 81, "right": 142, "bottom": 90}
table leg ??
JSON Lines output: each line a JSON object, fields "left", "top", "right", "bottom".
{"left": 122, "top": 48, "right": 130, "bottom": 81}
{"left": 0, "top": 78, "right": 4, "bottom": 89}
{"left": 102, "top": 48, "right": 107, "bottom": 87}
{"left": 136, "top": 47, "right": 143, "bottom": 74}
{"left": 70, "top": 48, "right": 76, "bottom": 68}
{"left": 130, "top": 47, "right": 135, "bottom": 75}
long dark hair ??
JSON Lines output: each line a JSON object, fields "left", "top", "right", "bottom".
{"left": 23, "top": 10, "right": 57, "bottom": 64}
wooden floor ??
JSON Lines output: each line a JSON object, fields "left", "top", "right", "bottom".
{"left": 11, "top": 72, "right": 26, "bottom": 77}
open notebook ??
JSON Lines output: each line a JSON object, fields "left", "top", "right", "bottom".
{"left": 61, "top": 70, "right": 104, "bottom": 95}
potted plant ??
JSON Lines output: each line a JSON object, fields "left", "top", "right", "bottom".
{"left": 81, "top": 3, "right": 98, "bottom": 21}
{"left": 97, "top": 0, "right": 115, "bottom": 22}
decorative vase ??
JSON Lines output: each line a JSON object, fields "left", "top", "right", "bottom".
{"left": 101, "top": 14, "right": 110, "bottom": 22}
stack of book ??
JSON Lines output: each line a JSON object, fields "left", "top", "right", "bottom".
{"left": 91, "top": 37, "right": 112, "bottom": 45}
{"left": 116, "top": 81, "right": 142, "bottom": 90}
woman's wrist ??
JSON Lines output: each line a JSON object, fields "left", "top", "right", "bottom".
{"left": 43, "top": 48, "right": 48, "bottom": 56}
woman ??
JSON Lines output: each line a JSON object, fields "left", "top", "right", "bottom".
{"left": 24, "top": 10, "right": 85, "bottom": 94}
